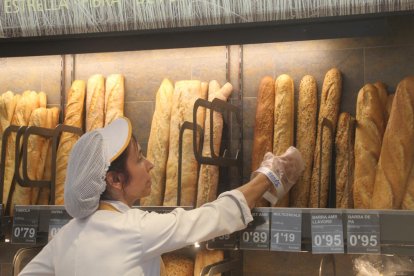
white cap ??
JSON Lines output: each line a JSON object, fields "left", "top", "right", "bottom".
{"left": 64, "top": 117, "right": 132, "bottom": 218}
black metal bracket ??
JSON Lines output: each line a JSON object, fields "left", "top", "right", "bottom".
{"left": 200, "top": 258, "right": 241, "bottom": 276}
{"left": 0, "top": 125, "right": 20, "bottom": 208}
{"left": 177, "top": 121, "right": 203, "bottom": 207}
{"left": 192, "top": 98, "right": 242, "bottom": 167}
{"left": 18, "top": 126, "right": 55, "bottom": 188}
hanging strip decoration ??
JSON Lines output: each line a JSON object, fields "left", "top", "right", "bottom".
{"left": 0, "top": 0, "right": 413, "bottom": 38}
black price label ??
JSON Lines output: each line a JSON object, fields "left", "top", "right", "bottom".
{"left": 271, "top": 210, "right": 302, "bottom": 252}
{"left": 48, "top": 209, "right": 72, "bottom": 241}
{"left": 207, "top": 233, "right": 238, "bottom": 250}
{"left": 311, "top": 211, "right": 344, "bottom": 254}
{"left": 12, "top": 207, "right": 39, "bottom": 244}
{"left": 346, "top": 211, "right": 380, "bottom": 254}
{"left": 239, "top": 210, "right": 270, "bottom": 250}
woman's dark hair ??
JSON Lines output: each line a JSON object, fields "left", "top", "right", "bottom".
{"left": 106, "top": 135, "right": 137, "bottom": 186}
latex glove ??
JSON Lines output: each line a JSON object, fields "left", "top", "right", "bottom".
{"left": 253, "top": 146, "right": 305, "bottom": 205}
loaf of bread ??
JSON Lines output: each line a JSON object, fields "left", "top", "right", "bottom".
{"left": 4, "top": 91, "right": 40, "bottom": 211}
{"left": 353, "top": 84, "right": 385, "bottom": 209}
{"left": 290, "top": 75, "right": 317, "bottom": 207}
{"left": 386, "top": 93, "right": 394, "bottom": 123}
{"left": 251, "top": 76, "right": 275, "bottom": 207}
{"left": 12, "top": 107, "right": 49, "bottom": 207}
{"left": 104, "top": 74, "right": 124, "bottom": 126}
{"left": 162, "top": 253, "right": 194, "bottom": 276}
{"left": 38, "top": 91, "right": 47, "bottom": 108}
{"left": 55, "top": 80, "right": 86, "bottom": 205}
{"left": 31, "top": 107, "right": 60, "bottom": 205}
{"left": 335, "top": 112, "right": 355, "bottom": 209}
{"left": 0, "top": 91, "right": 18, "bottom": 159}
{"left": 1, "top": 93, "right": 20, "bottom": 205}
{"left": 371, "top": 76, "right": 414, "bottom": 209}
{"left": 309, "top": 68, "right": 342, "bottom": 208}
{"left": 86, "top": 74, "right": 105, "bottom": 131}
{"left": 164, "top": 80, "right": 207, "bottom": 206}
{"left": 402, "top": 165, "right": 414, "bottom": 210}
{"left": 140, "top": 79, "right": 174, "bottom": 206}
{"left": 270, "top": 74, "right": 294, "bottom": 207}
{"left": 374, "top": 82, "right": 388, "bottom": 113}
{"left": 196, "top": 82, "right": 233, "bottom": 207}
{"left": 194, "top": 249, "right": 224, "bottom": 276}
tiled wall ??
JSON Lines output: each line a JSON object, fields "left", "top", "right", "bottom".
{"left": 0, "top": 15, "right": 413, "bottom": 276}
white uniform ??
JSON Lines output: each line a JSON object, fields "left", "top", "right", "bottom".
{"left": 19, "top": 190, "right": 253, "bottom": 276}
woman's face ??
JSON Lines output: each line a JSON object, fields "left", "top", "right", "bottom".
{"left": 123, "top": 141, "right": 154, "bottom": 204}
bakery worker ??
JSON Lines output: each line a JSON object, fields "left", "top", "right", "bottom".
{"left": 20, "top": 116, "right": 304, "bottom": 276}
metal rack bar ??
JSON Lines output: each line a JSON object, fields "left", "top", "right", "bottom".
{"left": 200, "top": 258, "right": 241, "bottom": 276}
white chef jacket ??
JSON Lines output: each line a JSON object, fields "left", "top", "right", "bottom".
{"left": 19, "top": 190, "right": 253, "bottom": 276}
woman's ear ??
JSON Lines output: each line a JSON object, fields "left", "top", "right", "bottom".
{"left": 106, "top": 171, "right": 123, "bottom": 190}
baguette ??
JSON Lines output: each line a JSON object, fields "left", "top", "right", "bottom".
{"left": 196, "top": 82, "right": 233, "bottom": 207}
{"left": 32, "top": 107, "right": 60, "bottom": 205}
{"left": 8, "top": 91, "right": 41, "bottom": 212}
{"left": 55, "top": 80, "right": 86, "bottom": 205}
{"left": 164, "top": 80, "right": 207, "bottom": 206}
{"left": 353, "top": 84, "right": 385, "bottom": 209}
{"left": 140, "top": 79, "right": 174, "bottom": 206}
{"left": 86, "top": 74, "right": 105, "bottom": 131}
{"left": 0, "top": 91, "right": 18, "bottom": 159}
{"left": 371, "top": 76, "right": 414, "bottom": 209}
{"left": 309, "top": 68, "right": 342, "bottom": 208}
{"left": 162, "top": 253, "right": 194, "bottom": 276}
{"left": 402, "top": 164, "right": 414, "bottom": 210}
{"left": 335, "top": 112, "right": 355, "bottom": 209}
{"left": 385, "top": 93, "right": 394, "bottom": 123}
{"left": 1, "top": 93, "right": 21, "bottom": 205}
{"left": 373, "top": 82, "right": 388, "bottom": 118}
{"left": 290, "top": 75, "right": 317, "bottom": 207}
{"left": 12, "top": 107, "right": 49, "bottom": 207}
{"left": 251, "top": 77, "right": 275, "bottom": 207}
{"left": 272, "top": 74, "right": 294, "bottom": 207}
{"left": 104, "top": 74, "right": 124, "bottom": 126}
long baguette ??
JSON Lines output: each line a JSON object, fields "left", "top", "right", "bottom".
{"left": 104, "top": 74, "right": 124, "bottom": 126}
{"left": 353, "top": 84, "right": 385, "bottom": 209}
{"left": 272, "top": 74, "right": 294, "bottom": 207}
{"left": 163, "top": 80, "right": 207, "bottom": 206}
{"left": 251, "top": 76, "right": 274, "bottom": 207}
{"left": 371, "top": 76, "right": 414, "bottom": 209}
{"left": 335, "top": 112, "right": 355, "bottom": 209}
{"left": 290, "top": 75, "right": 317, "bottom": 207}
{"left": 309, "top": 68, "right": 342, "bottom": 208}
{"left": 196, "top": 82, "right": 233, "bottom": 207}
{"left": 55, "top": 80, "right": 86, "bottom": 205}
{"left": 140, "top": 79, "right": 174, "bottom": 206}
{"left": 86, "top": 74, "right": 105, "bottom": 131}
{"left": 0, "top": 91, "right": 18, "bottom": 160}
{"left": 8, "top": 91, "right": 41, "bottom": 212}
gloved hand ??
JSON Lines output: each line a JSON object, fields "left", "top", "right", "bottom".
{"left": 253, "top": 146, "right": 305, "bottom": 205}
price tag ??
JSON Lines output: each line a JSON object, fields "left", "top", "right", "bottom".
{"left": 311, "top": 211, "right": 344, "bottom": 254}
{"left": 270, "top": 209, "right": 302, "bottom": 252}
{"left": 207, "top": 233, "right": 238, "bottom": 250}
{"left": 346, "top": 211, "right": 380, "bottom": 254}
{"left": 48, "top": 209, "right": 72, "bottom": 241}
{"left": 12, "top": 206, "right": 39, "bottom": 244}
{"left": 239, "top": 209, "right": 270, "bottom": 250}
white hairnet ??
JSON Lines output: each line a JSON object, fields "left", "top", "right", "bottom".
{"left": 64, "top": 117, "right": 132, "bottom": 218}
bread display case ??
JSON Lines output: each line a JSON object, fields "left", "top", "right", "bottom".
{"left": 1, "top": 1, "right": 414, "bottom": 275}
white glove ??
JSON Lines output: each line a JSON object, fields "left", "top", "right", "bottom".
{"left": 253, "top": 146, "right": 305, "bottom": 205}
